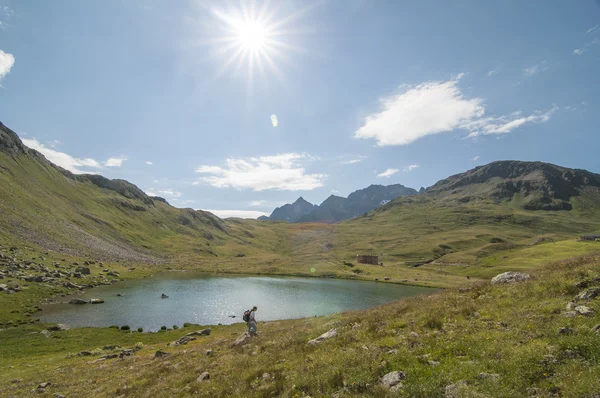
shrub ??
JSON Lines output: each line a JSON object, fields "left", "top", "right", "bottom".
{"left": 172, "top": 325, "right": 179, "bottom": 330}
{"left": 423, "top": 314, "right": 444, "bottom": 330}
{"left": 352, "top": 269, "right": 364, "bottom": 274}
{"left": 120, "top": 325, "right": 130, "bottom": 331}
{"left": 489, "top": 237, "right": 505, "bottom": 243}
{"left": 137, "top": 327, "right": 143, "bottom": 333}
{"left": 134, "top": 342, "right": 144, "bottom": 351}
{"left": 160, "top": 325, "right": 167, "bottom": 331}
{"left": 109, "top": 325, "right": 118, "bottom": 329}
{"left": 343, "top": 261, "right": 354, "bottom": 267}
{"left": 183, "top": 323, "right": 192, "bottom": 328}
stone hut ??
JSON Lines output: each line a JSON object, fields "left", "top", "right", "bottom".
{"left": 357, "top": 255, "right": 379, "bottom": 265}
{"left": 581, "top": 234, "right": 600, "bottom": 241}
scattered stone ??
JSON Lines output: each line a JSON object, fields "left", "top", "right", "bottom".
{"left": 563, "top": 311, "right": 577, "bottom": 318}
{"left": 575, "top": 306, "right": 594, "bottom": 316}
{"left": 262, "top": 373, "right": 271, "bottom": 381}
{"left": 557, "top": 327, "right": 574, "bottom": 335}
{"left": 566, "top": 302, "right": 577, "bottom": 311}
{"left": 562, "top": 349, "right": 579, "bottom": 359}
{"left": 232, "top": 332, "right": 252, "bottom": 347}
{"left": 491, "top": 272, "right": 531, "bottom": 285}
{"left": 591, "top": 324, "right": 600, "bottom": 333}
{"left": 69, "top": 298, "right": 87, "bottom": 305}
{"left": 155, "top": 350, "right": 170, "bottom": 358}
{"left": 308, "top": 328, "right": 337, "bottom": 345}
{"left": 38, "top": 382, "right": 51, "bottom": 389}
{"left": 41, "top": 329, "right": 51, "bottom": 338}
{"left": 100, "top": 354, "right": 119, "bottom": 359}
{"left": 204, "top": 349, "right": 213, "bottom": 356}
{"left": 526, "top": 387, "right": 539, "bottom": 396}
{"left": 445, "top": 380, "right": 468, "bottom": 398}
{"left": 54, "top": 394, "right": 66, "bottom": 398}
{"left": 170, "top": 336, "right": 196, "bottom": 346}
{"left": 387, "top": 349, "right": 398, "bottom": 355}
{"left": 120, "top": 349, "right": 135, "bottom": 358}
{"left": 11, "top": 379, "right": 22, "bottom": 384}
{"left": 477, "top": 372, "right": 500, "bottom": 381}
{"left": 575, "top": 287, "right": 600, "bottom": 301}
{"left": 78, "top": 351, "right": 92, "bottom": 356}
{"left": 103, "top": 345, "right": 121, "bottom": 350}
{"left": 186, "top": 328, "right": 211, "bottom": 337}
{"left": 89, "top": 298, "right": 104, "bottom": 304}
{"left": 384, "top": 277, "right": 390, "bottom": 281}
{"left": 428, "top": 360, "right": 440, "bottom": 367}
{"left": 409, "top": 332, "right": 419, "bottom": 338}
{"left": 64, "top": 282, "right": 84, "bottom": 290}
{"left": 381, "top": 371, "right": 405, "bottom": 390}
{"left": 0, "top": 283, "right": 7, "bottom": 291}
{"left": 196, "top": 372, "right": 210, "bottom": 382}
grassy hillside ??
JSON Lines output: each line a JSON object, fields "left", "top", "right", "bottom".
{"left": 2, "top": 254, "right": 600, "bottom": 397}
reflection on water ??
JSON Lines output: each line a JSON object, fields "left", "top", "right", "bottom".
{"left": 39, "top": 273, "right": 435, "bottom": 331}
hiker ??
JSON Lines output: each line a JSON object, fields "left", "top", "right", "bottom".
{"left": 243, "top": 306, "right": 258, "bottom": 336}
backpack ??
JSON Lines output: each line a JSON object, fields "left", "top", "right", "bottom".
{"left": 243, "top": 310, "right": 251, "bottom": 323}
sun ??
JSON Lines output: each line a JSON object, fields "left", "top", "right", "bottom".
{"left": 235, "top": 20, "right": 268, "bottom": 52}
{"left": 204, "top": 1, "right": 310, "bottom": 84}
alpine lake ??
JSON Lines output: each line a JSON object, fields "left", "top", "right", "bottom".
{"left": 39, "top": 273, "right": 436, "bottom": 331}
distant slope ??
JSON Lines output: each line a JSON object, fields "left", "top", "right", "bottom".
{"left": 0, "top": 122, "right": 283, "bottom": 263}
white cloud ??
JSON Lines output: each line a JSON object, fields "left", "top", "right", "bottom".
{"left": 487, "top": 68, "right": 499, "bottom": 76}
{"left": 376, "top": 168, "right": 399, "bottom": 178}
{"left": 342, "top": 159, "right": 362, "bottom": 164}
{"left": 202, "top": 209, "right": 268, "bottom": 219}
{"left": 195, "top": 153, "right": 325, "bottom": 191}
{"left": 271, "top": 114, "right": 278, "bottom": 127}
{"left": 145, "top": 189, "right": 182, "bottom": 199}
{"left": 22, "top": 138, "right": 102, "bottom": 174}
{"left": 587, "top": 25, "right": 599, "bottom": 34}
{"left": 524, "top": 61, "right": 548, "bottom": 77}
{"left": 104, "top": 157, "right": 127, "bottom": 167}
{"left": 248, "top": 200, "right": 267, "bottom": 207}
{"left": 464, "top": 106, "right": 558, "bottom": 138}
{"left": 573, "top": 48, "right": 586, "bottom": 55}
{"left": 404, "top": 164, "right": 419, "bottom": 172}
{"left": 146, "top": 161, "right": 153, "bottom": 165}
{"left": 473, "top": 155, "right": 480, "bottom": 161}
{"left": 355, "top": 74, "right": 557, "bottom": 146}
{"left": 355, "top": 75, "right": 485, "bottom": 146}
{"left": 0, "top": 50, "right": 15, "bottom": 81}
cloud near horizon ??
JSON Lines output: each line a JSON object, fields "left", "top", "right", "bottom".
{"left": 354, "top": 74, "right": 557, "bottom": 146}
{"left": 22, "top": 138, "right": 102, "bottom": 174}
{"left": 0, "top": 49, "right": 15, "bottom": 81}
{"left": 195, "top": 153, "right": 325, "bottom": 191}
{"left": 202, "top": 209, "right": 269, "bottom": 219}
{"left": 376, "top": 168, "right": 399, "bottom": 178}
{"left": 404, "top": 164, "right": 419, "bottom": 172}
{"left": 104, "top": 157, "right": 127, "bottom": 167}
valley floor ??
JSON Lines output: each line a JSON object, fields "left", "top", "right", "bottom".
{"left": 2, "top": 253, "right": 600, "bottom": 397}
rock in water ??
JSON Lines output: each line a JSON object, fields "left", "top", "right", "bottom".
{"left": 89, "top": 298, "right": 104, "bottom": 304}
{"left": 69, "top": 298, "right": 87, "bottom": 305}
{"left": 308, "top": 328, "right": 337, "bottom": 345}
{"left": 381, "top": 371, "right": 405, "bottom": 389}
{"left": 161, "top": 293, "right": 169, "bottom": 299}
{"left": 491, "top": 272, "right": 531, "bottom": 285}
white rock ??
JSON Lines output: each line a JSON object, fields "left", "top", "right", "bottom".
{"left": 491, "top": 272, "right": 531, "bottom": 285}
{"left": 381, "top": 371, "right": 405, "bottom": 389}
{"left": 307, "top": 328, "right": 337, "bottom": 345}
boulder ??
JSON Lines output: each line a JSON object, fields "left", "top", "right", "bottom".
{"left": 591, "top": 324, "right": 600, "bottom": 333}
{"left": 41, "top": 329, "right": 51, "bottom": 338}
{"left": 186, "top": 328, "right": 211, "bottom": 337}
{"left": 75, "top": 266, "right": 91, "bottom": 275}
{"left": 170, "top": 336, "right": 196, "bottom": 346}
{"left": 100, "top": 354, "right": 119, "bottom": 359}
{"left": 38, "top": 382, "right": 51, "bottom": 389}
{"left": 120, "top": 349, "right": 135, "bottom": 358}
{"left": 0, "top": 283, "right": 7, "bottom": 291}
{"left": 381, "top": 371, "right": 405, "bottom": 390}
{"left": 575, "top": 287, "right": 600, "bottom": 301}
{"left": 48, "top": 324, "right": 70, "bottom": 331}
{"left": 161, "top": 293, "right": 169, "bottom": 299}
{"left": 64, "top": 282, "right": 84, "bottom": 290}
{"left": 445, "top": 380, "right": 468, "bottom": 398}
{"left": 477, "top": 372, "right": 500, "bottom": 381}
{"left": 78, "top": 351, "right": 92, "bottom": 356}
{"left": 491, "top": 272, "right": 531, "bottom": 285}
{"left": 196, "top": 372, "right": 210, "bottom": 382}
{"left": 557, "top": 327, "right": 574, "bottom": 335}
{"left": 575, "top": 306, "right": 594, "bottom": 316}
{"left": 155, "top": 350, "right": 170, "bottom": 358}
{"left": 89, "top": 298, "right": 104, "bottom": 304}
{"left": 308, "top": 328, "right": 337, "bottom": 345}
{"left": 69, "top": 298, "right": 87, "bottom": 305}
{"left": 232, "top": 332, "right": 252, "bottom": 347}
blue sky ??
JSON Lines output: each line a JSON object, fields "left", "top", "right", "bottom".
{"left": 1, "top": 0, "right": 599, "bottom": 218}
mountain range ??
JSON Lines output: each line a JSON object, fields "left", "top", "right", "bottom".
{"left": 263, "top": 184, "right": 418, "bottom": 223}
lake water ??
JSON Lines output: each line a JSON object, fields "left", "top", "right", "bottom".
{"left": 39, "top": 273, "right": 435, "bottom": 331}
